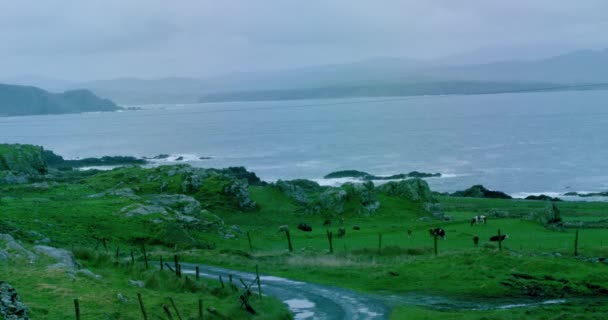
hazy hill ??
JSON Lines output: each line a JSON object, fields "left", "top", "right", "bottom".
{"left": 9, "top": 48, "right": 608, "bottom": 104}
{"left": 0, "top": 83, "right": 121, "bottom": 116}
{"left": 421, "top": 49, "right": 608, "bottom": 84}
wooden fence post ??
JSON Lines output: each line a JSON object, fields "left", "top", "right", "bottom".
{"left": 285, "top": 230, "right": 293, "bottom": 252}
{"left": 174, "top": 255, "right": 179, "bottom": 276}
{"left": 142, "top": 244, "right": 148, "bottom": 270}
{"left": 169, "top": 297, "right": 183, "bottom": 320}
{"left": 498, "top": 229, "right": 502, "bottom": 251}
{"left": 219, "top": 275, "right": 225, "bottom": 288}
{"left": 574, "top": 230, "right": 579, "bottom": 256}
{"left": 130, "top": 250, "right": 135, "bottom": 265}
{"left": 247, "top": 231, "right": 253, "bottom": 252}
{"left": 162, "top": 305, "right": 174, "bottom": 320}
{"left": 327, "top": 230, "right": 333, "bottom": 254}
{"left": 198, "top": 299, "right": 203, "bottom": 319}
{"left": 115, "top": 246, "right": 119, "bottom": 258}
{"left": 137, "top": 293, "right": 148, "bottom": 320}
{"left": 433, "top": 235, "right": 438, "bottom": 256}
{"left": 160, "top": 256, "right": 164, "bottom": 270}
{"left": 196, "top": 266, "right": 200, "bottom": 280}
{"left": 256, "top": 265, "right": 262, "bottom": 298}
{"left": 74, "top": 298, "right": 80, "bottom": 320}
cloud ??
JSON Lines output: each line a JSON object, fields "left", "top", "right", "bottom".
{"left": 0, "top": 1, "right": 607, "bottom": 80}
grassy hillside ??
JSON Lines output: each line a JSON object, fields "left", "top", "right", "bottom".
{"left": 1, "top": 146, "right": 608, "bottom": 318}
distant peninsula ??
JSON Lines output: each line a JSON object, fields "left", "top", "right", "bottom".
{"left": 0, "top": 83, "right": 121, "bottom": 116}
{"left": 324, "top": 170, "right": 441, "bottom": 180}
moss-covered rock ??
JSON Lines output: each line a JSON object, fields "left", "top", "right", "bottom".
{"left": 451, "top": 185, "right": 512, "bottom": 199}
{"left": 378, "top": 178, "right": 436, "bottom": 203}
{"left": 0, "top": 144, "right": 47, "bottom": 176}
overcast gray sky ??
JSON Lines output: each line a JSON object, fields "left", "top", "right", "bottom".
{"left": 1, "top": 1, "right": 607, "bottom": 81}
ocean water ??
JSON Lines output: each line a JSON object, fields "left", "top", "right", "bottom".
{"left": 1, "top": 90, "right": 608, "bottom": 196}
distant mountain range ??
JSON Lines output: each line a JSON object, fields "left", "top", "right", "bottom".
{"left": 3, "top": 48, "right": 608, "bottom": 104}
{"left": 0, "top": 83, "right": 120, "bottom": 117}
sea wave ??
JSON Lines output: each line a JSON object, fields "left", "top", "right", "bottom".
{"left": 146, "top": 154, "right": 209, "bottom": 163}
{"left": 511, "top": 191, "right": 608, "bottom": 202}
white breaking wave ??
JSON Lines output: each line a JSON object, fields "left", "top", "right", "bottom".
{"left": 147, "top": 154, "right": 205, "bottom": 163}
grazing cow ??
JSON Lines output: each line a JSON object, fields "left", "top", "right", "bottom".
{"left": 429, "top": 228, "right": 446, "bottom": 239}
{"left": 473, "top": 236, "right": 480, "bottom": 246}
{"left": 277, "top": 225, "right": 289, "bottom": 233}
{"left": 489, "top": 234, "right": 508, "bottom": 242}
{"left": 353, "top": 226, "right": 361, "bottom": 231}
{"left": 470, "top": 215, "right": 487, "bottom": 226}
{"left": 297, "top": 223, "right": 313, "bottom": 232}
{"left": 323, "top": 219, "right": 332, "bottom": 227}
{"left": 337, "top": 227, "right": 346, "bottom": 237}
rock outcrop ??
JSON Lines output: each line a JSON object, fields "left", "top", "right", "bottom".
{"left": 0, "top": 144, "right": 47, "bottom": 176}
{"left": 0, "top": 282, "right": 29, "bottom": 320}
{"left": 0, "top": 234, "right": 37, "bottom": 262}
{"left": 33, "top": 245, "right": 79, "bottom": 272}
{"left": 451, "top": 185, "right": 512, "bottom": 199}
{"left": 378, "top": 178, "right": 436, "bottom": 203}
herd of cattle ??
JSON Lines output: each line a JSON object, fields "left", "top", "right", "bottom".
{"left": 278, "top": 214, "right": 508, "bottom": 244}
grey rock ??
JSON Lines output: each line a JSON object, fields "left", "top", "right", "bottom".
{"left": 344, "top": 182, "right": 381, "bottom": 215}
{"left": 224, "top": 180, "right": 256, "bottom": 211}
{"left": 117, "top": 293, "right": 129, "bottom": 303}
{"left": 0, "top": 249, "right": 9, "bottom": 261}
{"left": 230, "top": 225, "right": 243, "bottom": 234}
{"left": 378, "top": 178, "right": 435, "bottom": 203}
{"left": 318, "top": 188, "right": 348, "bottom": 214}
{"left": 0, "top": 281, "right": 29, "bottom": 320}
{"left": 77, "top": 269, "right": 103, "bottom": 280}
{"left": 147, "top": 194, "right": 201, "bottom": 215}
{"left": 34, "top": 237, "right": 51, "bottom": 244}
{"left": 33, "top": 245, "right": 79, "bottom": 272}
{"left": 176, "top": 214, "right": 199, "bottom": 224}
{"left": 274, "top": 180, "right": 311, "bottom": 204}
{"left": 1, "top": 172, "right": 29, "bottom": 184}
{"left": 120, "top": 204, "right": 168, "bottom": 217}
{"left": 0, "top": 234, "right": 37, "bottom": 262}
{"left": 90, "top": 188, "right": 140, "bottom": 200}
{"left": 129, "top": 280, "right": 145, "bottom": 288}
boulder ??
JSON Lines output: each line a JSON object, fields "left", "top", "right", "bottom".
{"left": 0, "top": 144, "right": 47, "bottom": 175}
{"left": 0, "top": 234, "right": 37, "bottom": 262}
{"left": 451, "top": 185, "right": 512, "bottom": 199}
{"left": 343, "top": 182, "right": 380, "bottom": 214}
{"left": 224, "top": 180, "right": 256, "bottom": 211}
{"left": 379, "top": 178, "right": 436, "bottom": 203}
{"left": 89, "top": 188, "right": 140, "bottom": 200}
{"left": 318, "top": 188, "right": 348, "bottom": 214}
{"left": 120, "top": 204, "right": 169, "bottom": 217}
{"left": 274, "top": 179, "right": 321, "bottom": 204}
{"left": 147, "top": 194, "right": 201, "bottom": 215}
{"left": 33, "top": 245, "right": 79, "bottom": 272}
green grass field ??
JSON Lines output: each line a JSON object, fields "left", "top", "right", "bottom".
{"left": 2, "top": 165, "right": 608, "bottom": 319}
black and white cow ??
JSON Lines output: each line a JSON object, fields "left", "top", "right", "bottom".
{"left": 429, "top": 228, "right": 446, "bottom": 239}
{"left": 470, "top": 215, "right": 487, "bottom": 226}
{"left": 489, "top": 234, "right": 508, "bottom": 242}
{"left": 297, "top": 223, "right": 313, "bottom": 232}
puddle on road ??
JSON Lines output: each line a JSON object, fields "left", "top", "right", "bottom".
{"left": 284, "top": 298, "right": 316, "bottom": 319}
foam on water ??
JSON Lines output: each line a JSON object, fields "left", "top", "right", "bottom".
{"left": 147, "top": 154, "right": 204, "bottom": 163}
